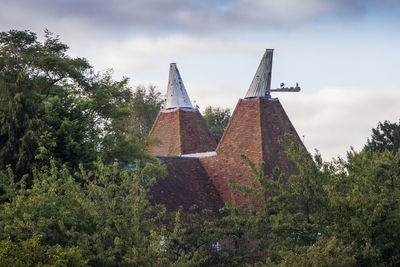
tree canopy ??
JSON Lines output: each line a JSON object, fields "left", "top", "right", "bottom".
{"left": 0, "top": 30, "right": 155, "bottom": 181}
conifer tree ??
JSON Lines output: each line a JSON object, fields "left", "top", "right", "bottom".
{"left": 0, "top": 30, "right": 151, "bottom": 181}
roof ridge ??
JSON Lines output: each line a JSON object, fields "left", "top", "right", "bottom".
{"left": 216, "top": 99, "right": 242, "bottom": 152}
{"left": 258, "top": 97, "right": 266, "bottom": 165}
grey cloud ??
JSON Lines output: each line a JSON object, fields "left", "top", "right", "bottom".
{"left": 1, "top": 0, "right": 399, "bottom": 36}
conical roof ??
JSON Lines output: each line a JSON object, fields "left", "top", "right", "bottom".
{"left": 165, "top": 63, "right": 193, "bottom": 109}
{"left": 148, "top": 63, "right": 217, "bottom": 156}
{"left": 200, "top": 97, "right": 303, "bottom": 205}
{"left": 245, "top": 49, "right": 274, "bottom": 98}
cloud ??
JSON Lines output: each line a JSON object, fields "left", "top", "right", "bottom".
{"left": 82, "top": 35, "right": 262, "bottom": 74}
{"left": 1, "top": 0, "right": 399, "bottom": 37}
{"left": 79, "top": 34, "right": 264, "bottom": 109}
{"left": 279, "top": 87, "right": 400, "bottom": 160}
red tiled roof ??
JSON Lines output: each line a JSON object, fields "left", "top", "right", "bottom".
{"left": 148, "top": 110, "right": 181, "bottom": 156}
{"left": 148, "top": 97, "right": 304, "bottom": 209}
{"left": 259, "top": 97, "right": 301, "bottom": 176}
{"left": 148, "top": 109, "right": 217, "bottom": 156}
{"left": 201, "top": 97, "right": 303, "bottom": 205}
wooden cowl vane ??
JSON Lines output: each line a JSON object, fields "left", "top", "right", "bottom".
{"left": 148, "top": 63, "right": 217, "bottom": 156}
{"left": 245, "top": 49, "right": 274, "bottom": 98}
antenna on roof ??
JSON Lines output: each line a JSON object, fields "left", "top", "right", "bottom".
{"left": 245, "top": 49, "right": 301, "bottom": 99}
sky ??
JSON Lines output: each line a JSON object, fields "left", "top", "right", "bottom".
{"left": 1, "top": 0, "right": 400, "bottom": 160}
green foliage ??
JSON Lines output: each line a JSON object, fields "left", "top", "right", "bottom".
{"left": 0, "top": 29, "right": 151, "bottom": 181}
{"left": 326, "top": 149, "right": 400, "bottom": 266}
{"left": 203, "top": 106, "right": 231, "bottom": 143}
{"left": 0, "top": 159, "right": 168, "bottom": 266}
{"left": 0, "top": 29, "right": 91, "bottom": 178}
{"left": 127, "top": 85, "right": 164, "bottom": 143}
{"left": 35, "top": 84, "right": 99, "bottom": 171}
{"left": 220, "top": 132, "right": 400, "bottom": 266}
{"left": 266, "top": 237, "right": 356, "bottom": 267}
{"left": 221, "top": 139, "right": 328, "bottom": 265}
{"left": 0, "top": 235, "right": 86, "bottom": 267}
{"left": 0, "top": 160, "right": 225, "bottom": 266}
{"left": 366, "top": 119, "right": 400, "bottom": 153}
{"left": 81, "top": 160, "right": 167, "bottom": 266}
{"left": 0, "top": 165, "right": 18, "bottom": 203}
{"left": 157, "top": 206, "right": 224, "bottom": 266}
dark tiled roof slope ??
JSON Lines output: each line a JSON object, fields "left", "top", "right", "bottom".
{"left": 179, "top": 109, "right": 217, "bottom": 154}
{"left": 259, "top": 97, "right": 301, "bottom": 177}
{"left": 150, "top": 157, "right": 222, "bottom": 213}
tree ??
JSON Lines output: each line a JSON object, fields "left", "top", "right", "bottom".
{"left": 0, "top": 159, "right": 168, "bottom": 266}
{"left": 0, "top": 235, "right": 86, "bottom": 267}
{"left": 0, "top": 30, "right": 150, "bottom": 180}
{"left": 366, "top": 120, "right": 400, "bottom": 153}
{"left": 217, "top": 132, "right": 400, "bottom": 266}
{"left": 221, "top": 137, "right": 330, "bottom": 265}
{"left": 126, "top": 85, "right": 164, "bottom": 143}
{"left": 326, "top": 148, "right": 400, "bottom": 266}
{"left": 203, "top": 106, "right": 231, "bottom": 143}
{"left": 0, "top": 30, "right": 90, "bottom": 178}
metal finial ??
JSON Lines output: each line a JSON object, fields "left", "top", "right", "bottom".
{"left": 165, "top": 63, "right": 193, "bottom": 109}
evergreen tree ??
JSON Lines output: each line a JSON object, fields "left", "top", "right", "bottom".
{"left": 127, "top": 85, "right": 164, "bottom": 143}
{"left": 203, "top": 106, "right": 231, "bottom": 143}
{"left": 366, "top": 120, "right": 400, "bottom": 153}
{"left": 0, "top": 30, "right": 151, "bottom": 181}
